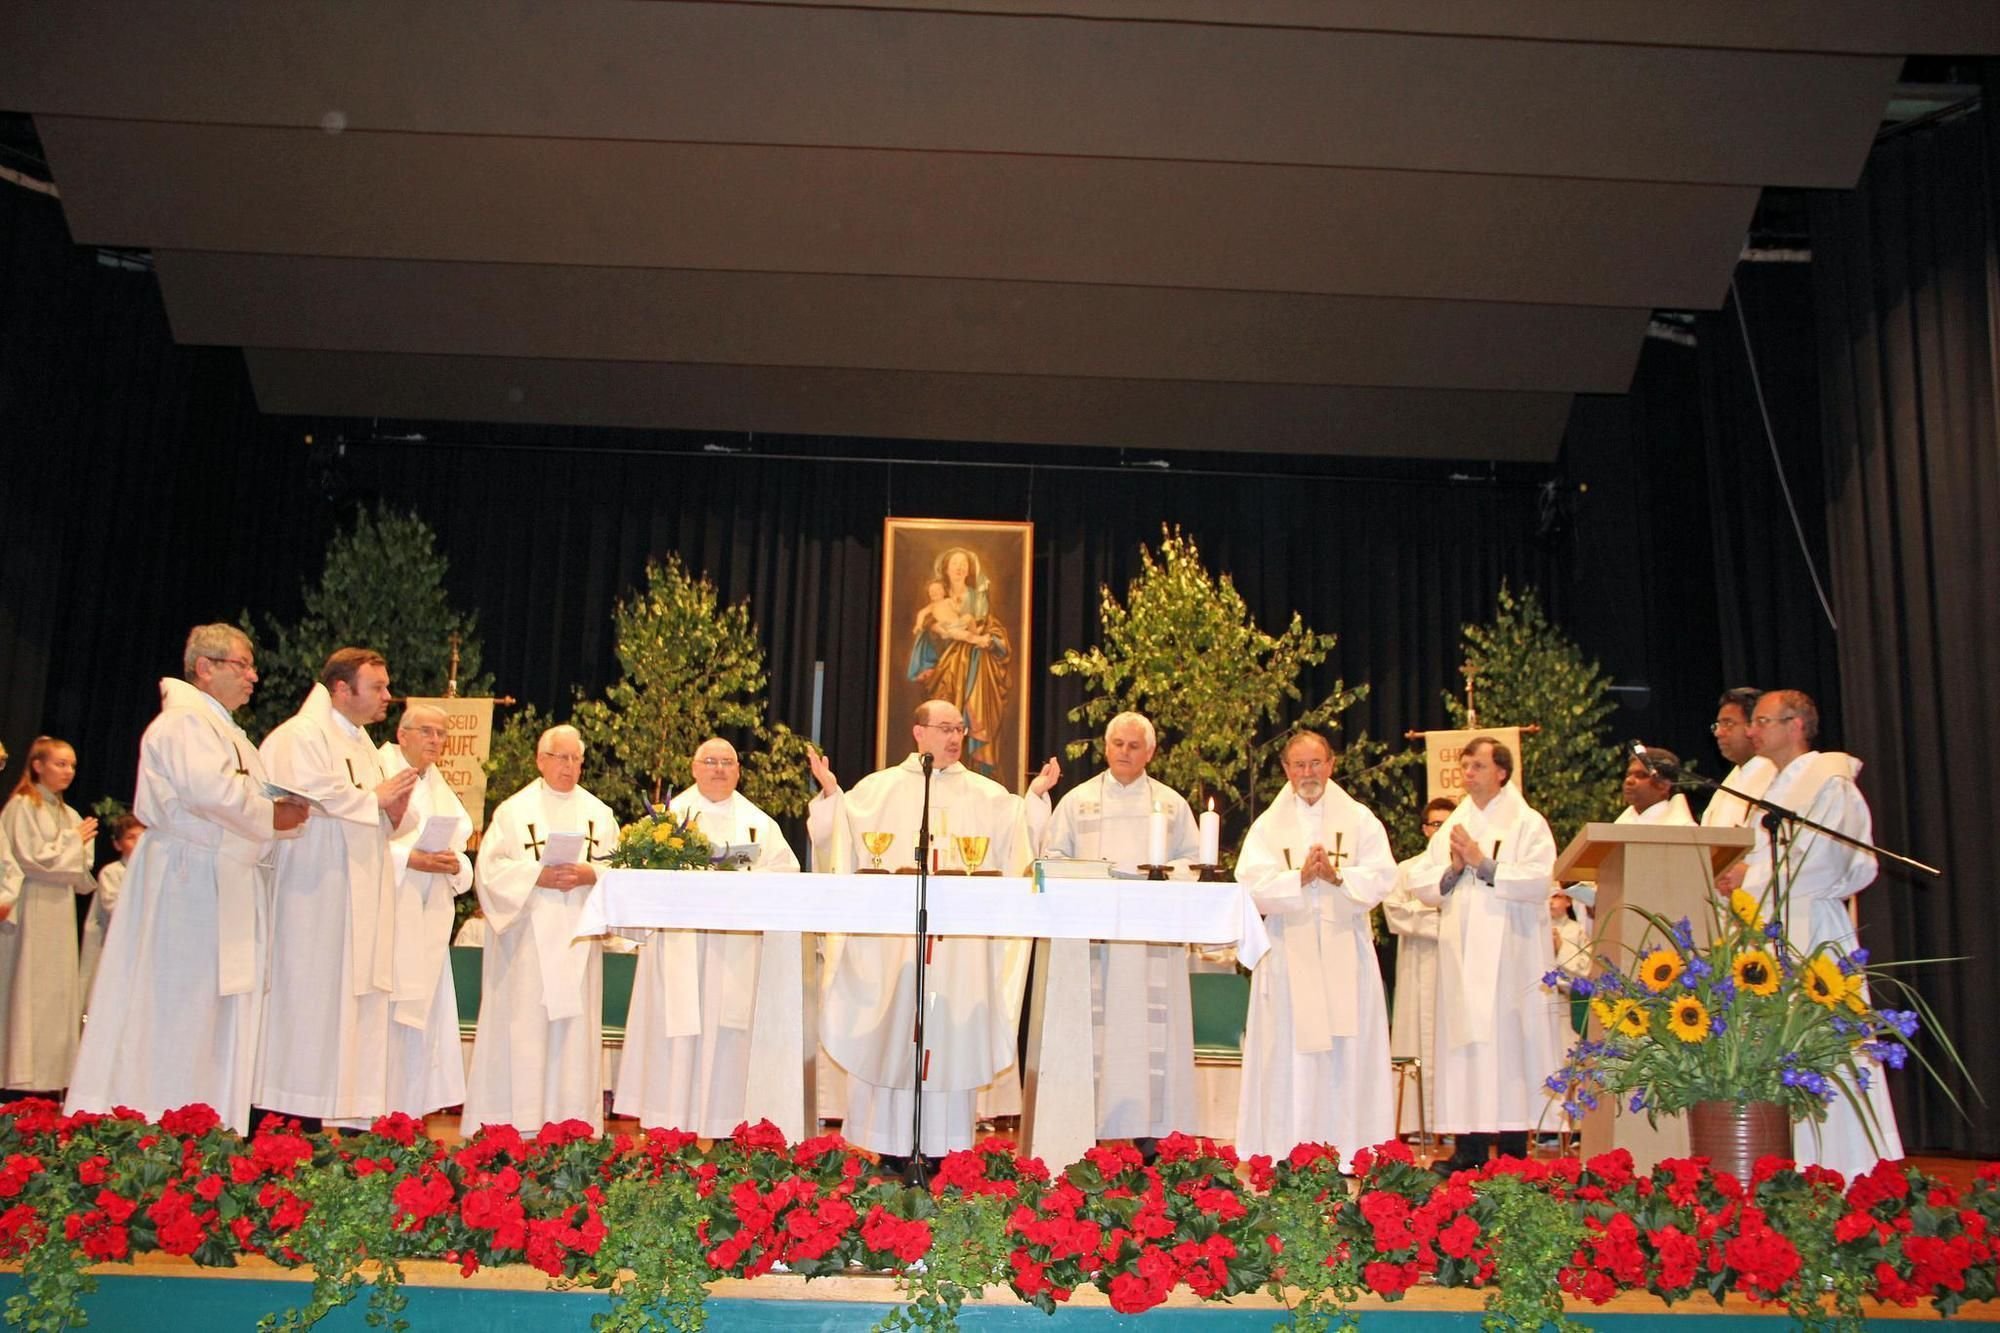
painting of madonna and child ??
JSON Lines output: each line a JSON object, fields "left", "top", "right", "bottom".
{"left": 874, "top": 518, "right": 1035, "bottom": 793}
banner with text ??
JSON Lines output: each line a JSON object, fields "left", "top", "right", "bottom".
{"left": 1423, "top": 726, "right": 1525, "bottom": 806}
{"left": 407, "top": 696, "right": 494, "bottom": 832}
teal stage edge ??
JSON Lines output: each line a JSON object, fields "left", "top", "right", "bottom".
{"left": 0, "top": 1276, "right": 1908, "bottom": 1332}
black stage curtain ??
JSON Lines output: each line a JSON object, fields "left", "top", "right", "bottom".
{"left": 1, "top": 180, "right": 1564, "bottom": 854}
{"left": 1810, "top": 82, "right": 2000, "bottom": 1156}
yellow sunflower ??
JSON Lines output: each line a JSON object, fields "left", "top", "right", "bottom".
{"left": 1667, "top": 997, "right": 1710, "bottom": 1043}
{"left": 1803, "top": 955, "right": 1846, "bottom": 1008}
{"left": 1638, "top": 947, "right": 1686, "bottom": 993}
{"left": 1729, "top": 888, "right": 1765, "bottom": 930}
{"left": 1591, "top": 997, "right": 1620, "bottom": 1029}
{"left": 1616, "top": 1003, "right": 1651, "bottom": 1039}
{"left": 1732, "top": 949, "right": 1780, "bottom": 996}
{"left": 1843, "top": 973, "right": 1869, "bottom": 1015}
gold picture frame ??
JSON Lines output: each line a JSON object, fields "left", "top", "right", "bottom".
{"left": 875, "top": 517, "right": 1035, "bottom": 792}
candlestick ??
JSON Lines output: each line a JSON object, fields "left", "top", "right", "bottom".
{"left": 1147, "top": 804, "right": 1168, "bottom": 869}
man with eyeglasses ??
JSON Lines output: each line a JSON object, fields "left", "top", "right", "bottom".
{"left": 1233, "top": 730, "right": 1397, "bottom": 1161}
{"left": 1383, "top": 796, "right": 1458, "bottom": 1135}
{"left": 615, "top": 737, "right": 799, "bottom": 1134}
{"left": 376, "top": 703, "right": 475, "bottom": 1120}
{"left": 805, "top": 699, "right": 1060, "bottom": 1162}
{"left": 256, "top": 647, "right": 421, "bottom": 1130}
{"left": 466, "top": 724, "right": 619, "bottom": 1133}
{"left": 1740, "top": 689, "right": 1901, "bottom": 1178}
{"left": 66, "top": 624, "right": 309, "bottom": 1134}
{"left": 1701, "top": 686, "right": 1776, "bottom": 837}
{"left": 1412, "top": 735, "right": 1561, "bottom": 1176}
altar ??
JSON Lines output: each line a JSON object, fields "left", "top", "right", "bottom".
{"left": 573, "top": 871, "right": 1269, "bottom": 1166}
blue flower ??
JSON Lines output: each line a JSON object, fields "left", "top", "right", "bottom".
{"left": 1671, "top": 918, "right": 1696, "bottom": 950}
{"left": 1848, "top": 947, "right": 1871, "bottom": 969}
{"left": 1684, "top": 955, "right": 1713, "bottom": 983}
{"left": 1830, "top": 1015, "right": 1854, "bottom": 1036}
{"left": 1709, "top": 1015, "right": 1728, "bottom": 1036}
{"left": 1563, "top": 1100, "right": 1583, "bottom": 1120}
{"left": 1629, "top": 1091, "right": 1646, "bottom": 1113}
{"left": 1764, "top": 920, "right": 1784, "bottom": 940}
{"left": 1881, "top": 1009, "right": 1920, "bottom": 1039}
{"left": 1711, "top": 979, "right": 1738, "bottom": 1008}
{"left": 1542, "top": 969, "right": 1565, "bottom": 989}
{"left": 1571, "top": 975, "right": 1595, "bottom": 999}
{"left": 1544, "top": 1074, "right": 1567, "bottom": 1095}
{"left": 1856, "top": 1069, "right": 1873, "bottom": 1092}
{"left": 1780, "top": 1066, "right": 1806, "bottom": 1088}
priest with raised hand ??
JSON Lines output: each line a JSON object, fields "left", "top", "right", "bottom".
{"left": 1741, "top": 689, "right": 1902, "bottom": 1178}
{"left": 614, "top": 737, "right": 800, "bottom": 1134}
{"left": 67, "top": 624, "right": 309, "bottom": 1133}
{"left": 1412, "top": 735, "right": 1562, "bottom": 1175}
{"left": 1234, "top": 730, "right": 1397, "bottom": 1162}
{"left": 1039, "top": 711, "right": 1201, "bottom": 1148}
{"left": 805, "top": 700, "right": 1058, "bottom": 1160}
{"left": 464, "top": 725, "right": 617, "bottom": 1134}
{"left": 257, "top": 648, "right": 419, "bottom": 1128}
{"left": 377, "top": 703, "right": 475, "bottom": 1120}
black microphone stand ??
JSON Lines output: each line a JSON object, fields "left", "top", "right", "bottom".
{"left": 1676, "top": 772, "right": 1941, "bottom": 880}
{"left": 905, "top": 752, "right": 936, "bottom": 1187}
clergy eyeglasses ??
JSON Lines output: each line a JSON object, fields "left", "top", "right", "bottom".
{"left": 921, "top": 722, "right": 969, "bottom": 736}
{"left": 1708, "top": 718, "right": 1743, "bottom": 733}
{"left": 1750, "top": 713, "right": 1799, "bottom": 728}
{"left": 206, "top": 655, "right": 256, "bottom": 673}
{"left": 694, "top": 757, "right": 738, "bottom": 768}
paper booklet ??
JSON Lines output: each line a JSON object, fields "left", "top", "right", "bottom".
{"left": 414, "top": 814, "right": 460, "bottom": 854}
{"left": 539, "top": 830, "right": 590, "bottom": 866}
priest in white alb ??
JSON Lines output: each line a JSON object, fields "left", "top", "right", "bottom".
{"left": 1616, "top": 747, "right": 1695, "bottom": 827}
{"left": 1412, "top": 735, "right": 1562, "bottom": 1174}
{"left": 1383, "top": 796, "right": 1456, "bottom": 1136}
{"left": 257, "top": 648, "right": 419, "bottom": 1126}
{"left": 614, "top": 737, "right": 800, "bottom": 1133}
{"left": 1703, "top": 687, "right": 1778, "bottom": 838}
{"left": 66, "top": 625, "right": 309, "bottom": 1132}
{"left": 464, "top": 725, "right": 617, "bottom": 1133}
{"left": 377, "top": 703, "right": 475, "bottom": 1119}
{"left": 805, "top": 700, "right": 1058, "bottom": 1158}
{"left": 1234, "top": 730, "right": 1396, "bottom": 1161}
{"left": 1741, "top": 689, "right": 1902, "bottom": 1178}
{"left": 1039, "top": 712, "right": 1200, "bottom": 1145}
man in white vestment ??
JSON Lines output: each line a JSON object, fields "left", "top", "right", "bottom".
{"left": 1413, "top": 735, "right": 1562, "bottom": 1174}
{"left": 464, "top": 726, "right": 617, "bottom": 1134}
{"left": 66, "top": 625, "right": 309, "bottom": 1132}
{"left": 1039, "top": 712, "right": 1200, "bottom": 1146}
{"left": 1383, "top": 797, "right": 1456, "bottom": 1136}
{"left": 1703, "top": 687, "right": 1778, "bottom": 841}
{"left": 378, "top": 704, "right": 475, "bottom": 1119}
{"left": 1616, "top": 748, "right": 1695, "bottom": 827}
{"left": 805, "top": 700, "right": 1058, "bottom": 1159}
{"left": 614, "top": 738, "right": 800, "bottom": 1134}
{"left": 1234, "top": 730, "right": 1396, "bottom": 1162}
{"left": 1742, "top": 689, "right": 1903, "bottom": 1179}
{"left": 256, "top": 648, "right": 418, "bottom": 1127}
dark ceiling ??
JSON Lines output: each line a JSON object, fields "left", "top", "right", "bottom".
{"left": 5, "top": 1, "right": 1998, "bottom": 460}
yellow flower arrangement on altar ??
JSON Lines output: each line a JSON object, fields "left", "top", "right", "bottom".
{"left": 606, "top": 804, "right": 715, "bottom": 871}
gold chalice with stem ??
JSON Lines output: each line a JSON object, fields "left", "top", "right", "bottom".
{"left": 956, "top": 834, "right": 991, "bottom": 875}
{"left": 861, "top": 831, "right": 894, "bottom": 870}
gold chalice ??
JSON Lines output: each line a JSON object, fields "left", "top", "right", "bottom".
{"left": 956, "top": 834, "right": 991, "bottom": 875}
{"left": 861, "top": 831, "right": 894, "bottom": 870}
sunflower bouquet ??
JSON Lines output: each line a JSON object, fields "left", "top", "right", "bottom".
{"left": 1545, "top": 885, "right": 1928, "bottom": 1129}
{"left": 607, "top": 805, "right": 716, "bottom": 871}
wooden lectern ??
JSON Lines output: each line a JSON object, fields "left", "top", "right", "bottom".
{"left": 1552, "top": 823, "right": 1754, "bottom": 1170}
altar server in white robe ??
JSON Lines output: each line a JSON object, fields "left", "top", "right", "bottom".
{"left": 464, "top": 726, "right": 617, "bottom": 1134}
{"left": 1383, "top": 797, "right": 1457, "bottom": 1135}
{"left": 1742, "top": 690, "right": 1903, "bottom": 1178}
{"left": 80, "top": 815, "right": 144, "bottom": 1014}
{"left": 1234, "top": 730, "right": 1397, "bottom": 1161}
{"left": 1039, "top": 712, "right": 1201, "bottom": 1143}
{"left": 67, "top": 625, "right": 308, "bottom": 1132}
{"left": 257, "top": 649, "right": 418, "bottom": 1125}
{"left": 1703, "top": 687, "right": 1778, "bottom": 842}
{"left": 0, "top": 737, "right": 98, "bottom": 1092}
{"left": 805, "top": 700, "right": 1058, "bottom": 1157}
{"left": 1413, "top": 735, "right": 1562, "bottom": 1174}
{"left": 614, "top": 738, "right": 801, "bottom": 1133}
{"left": 378, "top": 704, "right": 475, "bottom": 1118}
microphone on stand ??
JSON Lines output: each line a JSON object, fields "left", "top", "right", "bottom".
{"left": 1629, "top": 739, "right": 1656, "bottom": 776}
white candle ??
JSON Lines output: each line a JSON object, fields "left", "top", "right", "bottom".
{"left": 1147, "top": 805, "right": 1168, "bottom": 867}
{"left": 1199, "top": 799, "right": 1221, "bottom": 866}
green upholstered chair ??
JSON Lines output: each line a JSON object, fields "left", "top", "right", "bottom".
{"left": 1190, "top": 970, "right": 1249, "bottom": 1064}
{"left": 449, "top": 945, "right": 638, "bottom": 1044}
